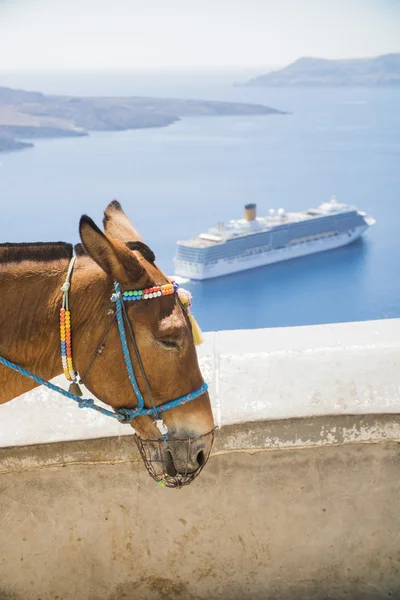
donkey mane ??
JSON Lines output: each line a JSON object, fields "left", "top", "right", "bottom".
{"left": 0, "top": 242, "right": 73, "bottom": 264}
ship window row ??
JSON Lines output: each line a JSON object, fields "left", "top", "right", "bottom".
{"left": 176, "top": 248, "right": 204, "bottom": 261}
{"left": 290, "top": 230, "right": 339, "bottom": 245}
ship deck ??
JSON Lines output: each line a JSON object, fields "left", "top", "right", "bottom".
{"left": 178, "top": 208, "right": 347, "bottom": 248}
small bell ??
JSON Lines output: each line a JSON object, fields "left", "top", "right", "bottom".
{"left": 68, "top": 382, "right": 83, "bottom": 397}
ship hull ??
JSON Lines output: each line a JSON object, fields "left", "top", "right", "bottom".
{"left": 174, "top": 225, "right": 368, "bottom": 281}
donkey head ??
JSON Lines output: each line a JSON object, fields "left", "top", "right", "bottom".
{"left": 76, "top": 201, "right": 214, "bottom": 485}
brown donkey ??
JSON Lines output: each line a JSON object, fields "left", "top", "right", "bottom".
{"left": 0, "top": 201, "right": 214, "bottom": 486}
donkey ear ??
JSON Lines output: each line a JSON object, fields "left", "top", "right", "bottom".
{"left": 79, "top": 215, "right": 146, "bottom": 285}
{"left": 103, "top": 200, "right": 143, "bottom": 242}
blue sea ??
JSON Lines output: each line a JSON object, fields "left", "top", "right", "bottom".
{"left": 0, "top": 70, "right": 399, "bottom": 331}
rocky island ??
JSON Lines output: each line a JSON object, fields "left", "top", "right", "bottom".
{"left": 245, "top": 53, "right": 400, "bottom": 87}
{"left": 0, "top": 85, "right": 286, "bottom": 153}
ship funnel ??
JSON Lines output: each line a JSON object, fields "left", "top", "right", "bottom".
{"left": 244, "top": 203, "right": 257, "bottom": 221}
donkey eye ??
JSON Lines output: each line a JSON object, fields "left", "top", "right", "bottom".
{"left": 159, "top": 339, "right": 179, "bottom": 350}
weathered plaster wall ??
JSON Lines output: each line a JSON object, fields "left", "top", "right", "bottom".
{"left": 1, "top": 435, "right": 400, "bottom": 600}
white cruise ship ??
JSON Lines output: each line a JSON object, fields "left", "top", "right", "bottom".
{"left": 174, "top": 196, "right": 375, "bottom": 280}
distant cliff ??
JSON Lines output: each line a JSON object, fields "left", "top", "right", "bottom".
{"left": 245, "top": 53, "right": 400, "bottom": 87}
{"left": 0, "top": 135, "right": 33, "bottom": 152}
{"left": 0, "top": 86, "right": 286, "bottom": 153}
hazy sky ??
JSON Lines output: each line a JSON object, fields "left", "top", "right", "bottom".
{"left": 1, "top": 0, "right": 399, "bottom": 70}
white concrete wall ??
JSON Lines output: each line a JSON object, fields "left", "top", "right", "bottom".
{"left": 1, "top": 318, "right": 400, "bottom": 448}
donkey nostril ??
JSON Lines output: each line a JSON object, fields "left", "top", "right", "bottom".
{"left": 196, "top": 450, "right": 206, "bottom": 468}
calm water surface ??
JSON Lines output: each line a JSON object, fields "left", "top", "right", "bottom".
{"left": 0, "top": 71, "right": 399, "bottom": 330}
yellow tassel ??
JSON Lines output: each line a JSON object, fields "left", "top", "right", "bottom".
{"left": 188, "top": 313, "right": 204, "bottom": 346}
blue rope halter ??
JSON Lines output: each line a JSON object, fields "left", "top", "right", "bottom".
{"left": 0, "top": 273, "right": 208, "bottom": 439}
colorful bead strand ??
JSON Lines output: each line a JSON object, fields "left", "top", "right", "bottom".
{"left": 60, "top": 307, "right": 76, "bottom": 381}
{"left": 122, "top": 282, "right": 175, "bottom": 301}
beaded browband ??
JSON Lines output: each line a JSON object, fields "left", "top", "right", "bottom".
{"left": 121, "top": 282, "right": 176, "bottom": 301}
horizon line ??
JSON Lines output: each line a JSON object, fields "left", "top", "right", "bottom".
{"left": 1, "top": 51, "right": 400, "bottom": 74}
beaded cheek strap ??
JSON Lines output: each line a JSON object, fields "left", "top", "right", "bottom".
{"left": 59, "top": 256, "right": 81, "bottom": 394}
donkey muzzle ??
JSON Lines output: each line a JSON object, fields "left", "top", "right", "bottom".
{"left": 135, "top": 429, "right": 215, "bottom": 488}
